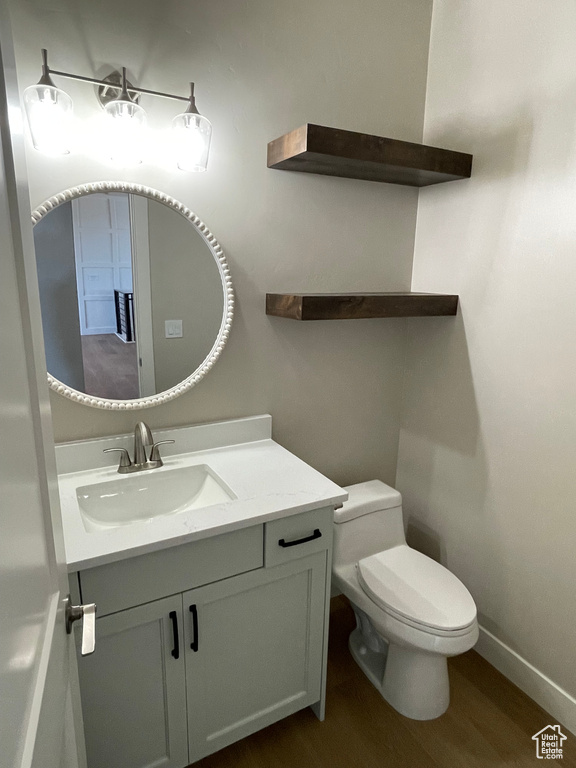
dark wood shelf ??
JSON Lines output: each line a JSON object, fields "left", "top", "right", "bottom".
{"left": 266, "top": 293, "right": 459, "bottom": 320}
{"left": 267, "top": 124, "right": 472, "bottom": 187}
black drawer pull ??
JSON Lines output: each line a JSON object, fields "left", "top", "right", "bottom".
{"left": 189, "top": 604, "right": 199, "bottom": 652}
{"left": 278, "top": 528, "right": 322, "bottom": 548}
{"left": 169, "top": 611, "right": 179, "bottom": 659}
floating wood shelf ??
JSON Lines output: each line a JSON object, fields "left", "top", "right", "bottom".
{"left": 267, "top": 124, "right": 472, "bottom": 187}
{"left": 266, "top": 293, "right": 459, "bottom": 321}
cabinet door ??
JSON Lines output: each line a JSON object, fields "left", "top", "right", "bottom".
{"left": 77, "top": 595, "right": 188, "bottom": 768}
{"left": 184, "top": 551, "right": 326, "bottom": 762}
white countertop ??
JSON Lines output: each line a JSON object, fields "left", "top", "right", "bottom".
{"left": 56, "top": 415, "right": 347, "bottom": 572}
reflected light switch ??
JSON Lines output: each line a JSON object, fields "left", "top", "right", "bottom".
{"left": 165, "top": 320, "right": 183, "bottom": 338}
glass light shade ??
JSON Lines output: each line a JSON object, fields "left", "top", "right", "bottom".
{"left": 23, "top": 83, "right": 73, "bottom": 155}
{"left": 172, "top": 112, "right": 212, "bottom": 172}
{"left": 103, "top": 99, "right": 147, "bottom": 166}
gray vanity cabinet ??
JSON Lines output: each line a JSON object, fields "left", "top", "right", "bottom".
{"left": 184, "top": 551, "right": 326, "bottom": 763}
{"left": 77, "top": 594, "right": 189, "bottom": 768}
{"left": 74, "top": 508, "right": 333, "bottom": 768}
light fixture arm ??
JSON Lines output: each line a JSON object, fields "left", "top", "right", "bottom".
{"left": 185, "top": 83, "right": 200, "bottom": 115}
{"left": 38, "top": 48, "right": 57, "bottom": 88}
{"left": 118, "top": 67, "right": 131, "bottom": 102}
{"left": 39, "top": 48, "right": 192, "bottom": 105}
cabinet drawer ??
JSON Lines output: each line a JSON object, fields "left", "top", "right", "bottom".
{"left": 264, "top": 507, "right": 333, "bottom": 567}
{"left": 79, "top": 525, "right": 263, "bottom": 616}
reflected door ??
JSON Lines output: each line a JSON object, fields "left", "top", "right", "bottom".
{"left": 72, "top": 193, "right": 133, "bottom": 335}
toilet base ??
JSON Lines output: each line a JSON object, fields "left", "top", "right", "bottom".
{"left": 348, "top": 625, "right": 388, "bottom": 691}
{"left": 349, "top": 610, "right": 450, "bottom": 720}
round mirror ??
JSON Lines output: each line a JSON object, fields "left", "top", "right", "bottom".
{"left": 32, "top": 182, "right": 233, "bottom": 409}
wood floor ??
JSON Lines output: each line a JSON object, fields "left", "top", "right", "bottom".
{"left": 81, "top": 333, "right": 139, "bottom": 400}
{"left": 195, "top": 596, "right": 575, "bottom": 768}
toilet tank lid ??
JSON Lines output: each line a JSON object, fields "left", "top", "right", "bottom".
{"left": 334, "top": 480, "right": 402, "bottom": 523}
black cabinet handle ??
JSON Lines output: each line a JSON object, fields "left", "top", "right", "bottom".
{"left": 278, "top": 528, "right": 322, "bottom": 548}
{"left": 189, "top": 604, "right": 199, "bottom": 652}
{"left": 169, "top": 611, "right": 179, "bottom": 659}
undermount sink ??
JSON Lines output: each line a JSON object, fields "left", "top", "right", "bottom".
{"left": 76, "top": 464, "right": 236, "bottom": 533}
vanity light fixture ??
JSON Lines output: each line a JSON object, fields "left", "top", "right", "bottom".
{"left": 101, "top": 67, "right": 148, "bottom": 167}
{"left": 23, "top": 49, "right": 73, "bottom": 155}
{"left": 172, "top": 84, "right": 212, "bottom": 172}
{"left": 23, "top": 49, "right": 212, "bottom": 171}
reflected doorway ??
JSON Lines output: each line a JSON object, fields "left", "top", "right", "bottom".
{"left": 34, "top": 193, "right": 155, "bottom": 400}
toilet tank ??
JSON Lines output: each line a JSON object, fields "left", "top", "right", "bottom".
{"left": 333, "top": 480, "right": 406, "bottom": 567}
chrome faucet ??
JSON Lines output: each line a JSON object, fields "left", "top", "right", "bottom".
{"left": 133, "top": 421, "right": 154, "bottom": 466}
{"left": 104, "top": 422, "right": 175, "bottom": 474}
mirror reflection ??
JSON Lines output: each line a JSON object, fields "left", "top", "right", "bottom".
{"left": 33, "top": 192, "right": 225, "bottom": 401}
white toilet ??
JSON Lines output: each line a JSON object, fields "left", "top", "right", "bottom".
{"left": 332, "top": 480, "right": 478, "bottom": 720}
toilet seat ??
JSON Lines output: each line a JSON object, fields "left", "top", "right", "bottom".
{"left": 357, "top": 545, "right": 477, "bottom": 633}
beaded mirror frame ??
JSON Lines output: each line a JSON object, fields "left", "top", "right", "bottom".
{"left": 31, "top": 181, "right": 234, "bottom": 410}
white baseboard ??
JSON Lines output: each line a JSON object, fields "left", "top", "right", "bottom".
{"left": 476, "top": 625, "right": 576, "bottom": 736}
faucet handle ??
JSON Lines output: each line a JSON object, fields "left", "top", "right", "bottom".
{"left": 149, "top": 440, "right": 175, "bottom": 463}
{"left": 103, "top": 448, "right": 132, "bottom": 473}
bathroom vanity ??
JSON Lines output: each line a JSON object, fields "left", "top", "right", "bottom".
{"left": 57, "top": 415, "right": 346, "bottom": 768}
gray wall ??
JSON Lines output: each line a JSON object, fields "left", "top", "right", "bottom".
{"left": 33, "top": 200, "right": 85, "bottom": 392}
{"left": 396, "top": 0, "right": 576, "bottom": 728}
{"left": 10, "top": 0, "right": 432, "bottom": 487}
{"left": 147, "top": 200, "right": 223, "bottom": 393}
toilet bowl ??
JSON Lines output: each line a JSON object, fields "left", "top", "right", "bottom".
{"left": 332, "top": 480, "right": 478, "bottom": 720}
